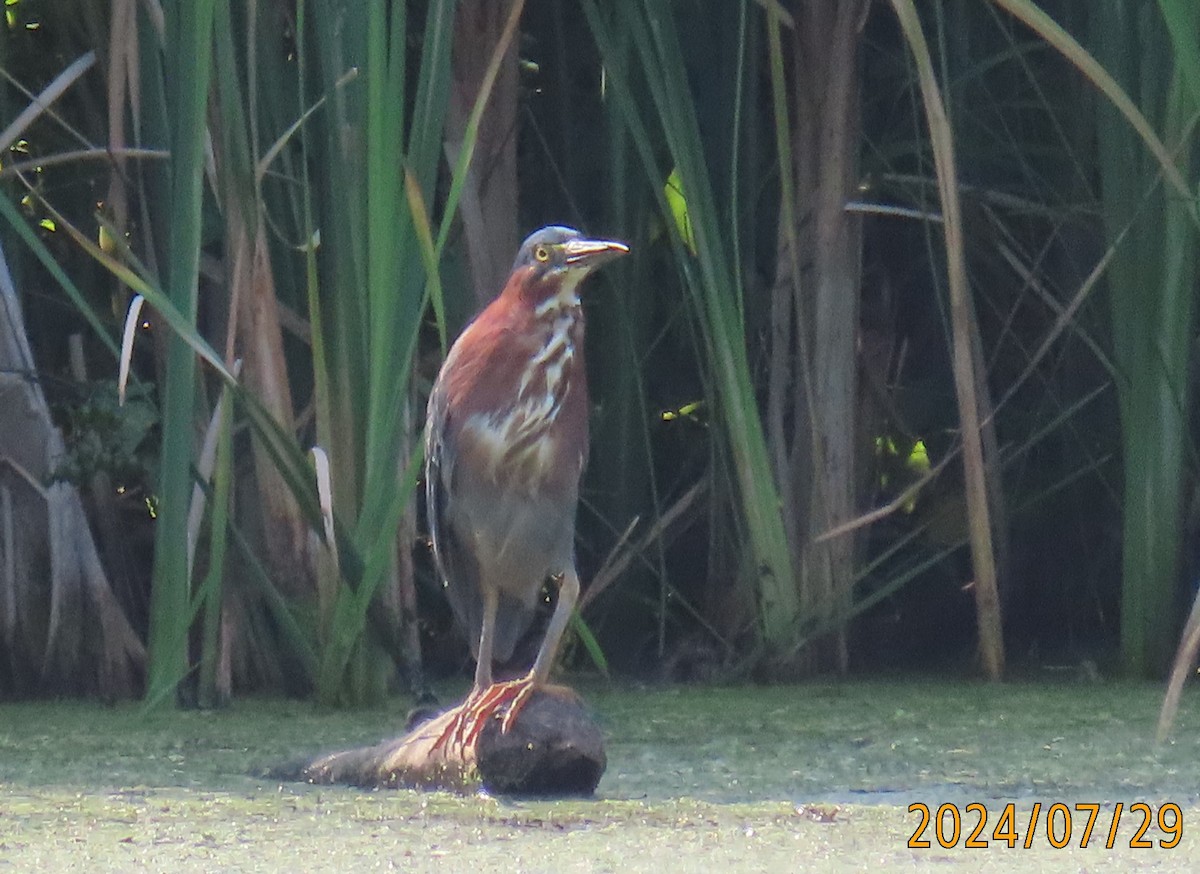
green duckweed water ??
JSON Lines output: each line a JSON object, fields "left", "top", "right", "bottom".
{"left": 1, "top": 680, "right": 1198, "bottom": 871}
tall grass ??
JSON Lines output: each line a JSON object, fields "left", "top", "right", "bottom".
{"left": 890, "top": 0, "right": 1004, "bottom": 678}
{"left": 3, "top": 0, "right": 1196, "bottom": 701}
{"left": 33, "top": 0, "right": 508, "bottom": 705}
{"left": 582, "top": 1, "right": 801, "bottom": 664}
{"left": 993, "top": 0, "right": 1200, "bottom": 677}
{"left": 144, "top": 0, "right": 218, "bottom": 705}
{"left": 1094, "top": 0, "right": 1199, "bottom": 677}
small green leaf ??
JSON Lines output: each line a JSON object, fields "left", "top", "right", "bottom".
{"left": 570, "top": 611, "right": 609, "bottom": 677}
{"left": 663, "top": 166, "right": 696, "bottom": 255}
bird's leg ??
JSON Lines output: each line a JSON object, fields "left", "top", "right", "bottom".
{"left": 495, "top": 567, "right": 580, "bottom": 733}
{"left": 530, "top": 567, "right": 580, "bottom": 683}
{"left": 436, "top": 570, "right": 581, "bottom": 749}
{"left": 435, "top": 587, "right": 498, "bottom": 751}
{"left": 472, "top": 588, "right": 497, "bottom": 690}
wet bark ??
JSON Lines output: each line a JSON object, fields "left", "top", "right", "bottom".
{"left": 292, "top": 686, "right": 605, "bottom": 796}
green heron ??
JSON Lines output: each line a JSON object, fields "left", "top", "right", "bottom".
{"left": 425, "top": 225, "right": 628, "bottom": 746}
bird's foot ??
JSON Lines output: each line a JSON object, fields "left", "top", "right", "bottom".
{"left": 494, "top": 675, "right": 537, "bottom": 734}
{"left": 433, "top": 675, "right": 538, "bottom": 752}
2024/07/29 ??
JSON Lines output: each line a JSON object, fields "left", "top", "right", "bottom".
{"left": 907, "top": 801, "right": 1182, "bottom": 850}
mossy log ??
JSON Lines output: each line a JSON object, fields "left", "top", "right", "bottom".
{"left": 295, "top": 685, "right": 605, "bottom": 796}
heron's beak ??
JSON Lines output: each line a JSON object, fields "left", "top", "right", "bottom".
{"left": 562, "top": 237, "right": 629, "bottom": 269}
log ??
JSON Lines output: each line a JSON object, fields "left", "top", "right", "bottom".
{"left": 292, "top": 685, "right": 605, "bottom": 796}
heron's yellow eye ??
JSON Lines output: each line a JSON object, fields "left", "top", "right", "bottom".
{"left": 534, "top": 245, "right": 550, "bottom": 263}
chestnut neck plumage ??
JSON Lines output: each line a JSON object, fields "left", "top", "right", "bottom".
{"left": 446, "top": 266, "right": 590, "bottom": 494}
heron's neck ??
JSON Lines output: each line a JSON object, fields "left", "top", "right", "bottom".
{"left": 533, "top": 271, "right": 585, "bottom": 318}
